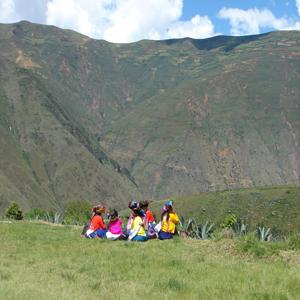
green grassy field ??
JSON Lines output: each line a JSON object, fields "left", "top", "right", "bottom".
{"left": 1, "top": 221, "right": 300, "bottom": 299}
{"left": 149, "top": 186, "right": 300, "bottom": 233}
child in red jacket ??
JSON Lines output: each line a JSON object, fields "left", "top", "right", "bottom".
{"left": 85, "top": 205, "right": 107, "bottom": 238}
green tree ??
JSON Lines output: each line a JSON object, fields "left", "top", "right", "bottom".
{"left": 5, "top": 202, "right": 23, "bottom": 220}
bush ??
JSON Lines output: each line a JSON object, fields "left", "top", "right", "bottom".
{"left": 63, "top": 201, "right": 91, "bottom": 225}
{"left": 5, "top": 202, "right": 23, "bottom": 220}
{"left": 221, "top": 214, "right": 238, "bottom": 229}
{"left": 25, "top": 208, "right": 47, "bottom": 220}
{"left": 24, "top": 208, "right": 63, "bottom": 224}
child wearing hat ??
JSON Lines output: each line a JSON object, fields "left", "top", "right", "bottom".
{"left": 85, "top": 204, "right": 107, "bottom": 239}
{"left": 127, "top": 201, "right": 148, "bottom": 242}
{"left": 158, "top": 200, "right": 179, "bottom": 240}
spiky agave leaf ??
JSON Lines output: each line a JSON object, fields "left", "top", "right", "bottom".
{"left": 54, "top": 212, "right": 63, "bottom": 224}
{"left": 240, "top": 223, "right": 248, "bottom": 235}
{"left": 233, "top": 220, "right": 248, "bottom": 236}
{"left": 198, "top": 221, "right": 215, "bottom": 240}
{"left": 257, "top": 226, "right": 273, "bottom": 242}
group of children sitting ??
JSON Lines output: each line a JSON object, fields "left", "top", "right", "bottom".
{"left": 82, "top": 199, "right": 179, "bottom": 241}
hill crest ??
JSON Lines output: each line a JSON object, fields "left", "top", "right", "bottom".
{"left": 0, "top": 21, "right": 300, "bottom": 211}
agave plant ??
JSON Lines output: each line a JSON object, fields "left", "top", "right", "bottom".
{"left": 54, "top": 212, "right": 64, "bottom": 224}
{"left": 196, "top": 221, "right": 215, "bottom": 240}
{"left": 44, "top": 211, "right": 53, "bottom": 223}
{"left": 233, "top": 220, "right": 248, "bottom": 236}
{"left": 179, "top": 216, "right": 197, "bottom": 237}
{"left": 256, "top": 226, "right": 273, "bottom": 242}
{"left": 43, "top": 211, "right": 64, "bottom": 224}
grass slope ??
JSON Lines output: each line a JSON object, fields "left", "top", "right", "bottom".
{"left": 1, "top": 222, "right": 300, "bottom": 300}
{"left": 149, "top": 186, "right": 300, "bottom": 233}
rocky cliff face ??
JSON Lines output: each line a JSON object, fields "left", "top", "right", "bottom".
{"left": 0, "top": 21, "right": 299, "bottom": 211}
{"left": 0, "top": 21, "right": 140, "bottom": 212}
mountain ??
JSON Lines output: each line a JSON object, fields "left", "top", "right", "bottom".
{"left": 0, "top": 21, "right": 140, "bottom": 212}
{"left": 0, "top": 21, "right": 300, "bottom": 211}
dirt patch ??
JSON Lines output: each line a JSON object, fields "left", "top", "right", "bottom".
{"left": 91, "top": 99, "right": 98, "bottom": 113}
{"left": 218, "top": 148, "right": 233, "bottom": 159}
{"left": 165, "top": 162, "right": 188, "bottom": 173}
{"left": 60, "top": 58, "right": 72, "bottom": 77}
{"left": 279, "top": 250, "right": 300, "bottom": 265}
{"left": 289, "top": 51, "right": 300, "bottom": 57}
{"left": 223, "top": 63, "right": 237, "bottom": 73}
{"left": 203, "top": 94, "right": 209, "bottom": 105}
{"left": 15, "top": 50, "right": 41, "bottom": 69}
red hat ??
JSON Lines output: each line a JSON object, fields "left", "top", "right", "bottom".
{"left": 92, "top": 205, "right": 105, "bottom": 214}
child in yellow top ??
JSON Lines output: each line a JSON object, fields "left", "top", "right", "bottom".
{"left": 128, "top": 201, "right": 148, "bottom": 242}
{"left": 158, "top": 200, "right": 179, "bottom": 240}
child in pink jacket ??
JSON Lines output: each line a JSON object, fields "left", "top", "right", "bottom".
{"left": 106, "top": 209, "right": 126, "bottom": 240}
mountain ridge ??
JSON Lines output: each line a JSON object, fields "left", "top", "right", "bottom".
{"left": 0, "top": 21, "right": 300, "bottom": 211}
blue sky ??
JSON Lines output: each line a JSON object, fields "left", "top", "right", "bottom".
{"left": 0, "top": 0, "right": 300, "bottom": 42}
{"left": 183, "top": 0, "right": 300, "bottom": 34}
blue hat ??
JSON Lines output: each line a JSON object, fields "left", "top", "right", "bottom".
{"left": 128, "top": 200, "right": 139, "bottom": 210}
{"left": 165, "top": 200, "right": 173, "bottom": 207}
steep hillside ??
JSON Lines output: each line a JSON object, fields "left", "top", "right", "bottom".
{"left": 99, "top": 32, "right": 300, "bottom": 197}
{"left": 0, "top": 21, "right": 300, "bottom": 211}
{"left": 0, "top": 22, "right": 140, "bottom": 212}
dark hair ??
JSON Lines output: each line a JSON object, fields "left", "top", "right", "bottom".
{"left": 161, "top": 210, "right": 170, "bottom": 222}
{"left": 92, "top": 204, "right": 105, "bottom": 215}
{"left": 109, "top": 209, "right": 118, "bottom": 218}
{"left": 132, "top": 208, "right": 145, "bottom": 218}
{"left": 139, "top": 200, "right": 149, "bottom": 209}
{"left": 161, "top": 203, "right": 173, "bottom": 222}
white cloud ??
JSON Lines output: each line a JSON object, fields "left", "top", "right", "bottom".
{"left": 1, "top": 0, "right": 300, "bottom": 42}
{"left": 0, "top": 0, "right": 216, "bottom": 41}
{"left": 166, "top": 15, "right": 215, "bottom": 39}
{"left": 0, "top": 0, "right": 49, "bottom": 23}
{"left": 296, "top": 0, "right": 300, "bottom": 15}
{"left": 218, "top": 7, "right": 292, "bottom": 36}
{"left": 282, "top": 21, "right": 300, "bottom": 30}
{"left": 46, "top": 0, "right": 111, "bottom": 38}
{"left": 102, "top": 0, "right": 182, "bottom": 42}
{"left": 45, "top": 0, "right": 215, "bottom": 42}
{"left": 0, "top": 0, "right": 16, "bottom": 22}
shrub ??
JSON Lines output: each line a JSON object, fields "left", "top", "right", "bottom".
{"left": 5, "top": 202, "right": 23, "bottom": 220}
{"left": 24, "top": 208, "right": 63, "bottom": 224}
{"left": 221, "top": 214, "right": 238, "bottom": 229}
{"left": 25, "top": 208, "right": 47, "bottom": 220}
{"left": 63, "top": 201, "right": 91, "bottom": 225}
